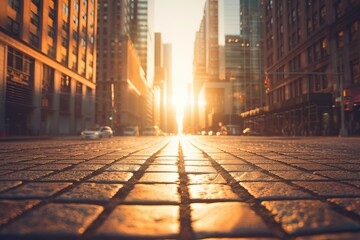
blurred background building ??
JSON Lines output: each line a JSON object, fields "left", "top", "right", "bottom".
{"left": 193, "top": 0, "right": 264, "bottom": 134}
{"left": 257, "top": 0, "right": 360, "bottom": 136}
{"left": 96, "top": 0, "right": 153, "bottom": 135}
{"left": 0, "top": 0, "right": 97, "bottom": 136}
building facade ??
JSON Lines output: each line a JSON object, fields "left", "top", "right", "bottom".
{"left": 1, "top": 0, "right": 97, "bottom": 136}
{"left": 222, "top": 0, "right": 264, "bottom": 116}
{"left": 193, "top": 0, "right": 264, "bottom": 133}
{"left": 260, "top": 0, "right": 360, "bottom": 136}
{"left": 96, "top": 0, "right": 152, "bottom": 134}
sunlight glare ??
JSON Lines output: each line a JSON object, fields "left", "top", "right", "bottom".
{"left": 172, "top": 85, "right": 187, "bottom": 135}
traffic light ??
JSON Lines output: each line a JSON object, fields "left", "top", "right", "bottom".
{"left": 109, "top": 116, "right": 113, "bottom": 121}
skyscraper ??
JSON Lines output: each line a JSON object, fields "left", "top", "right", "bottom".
{"left": 96, "top": 0, "right": 152, "bottom": 133}
{"left": 0, "top": 0, "right": 97, "bottom": 136}
{"left": 193, "top": 0, "right": 264, "bottom": 133}
{"left": 262, "top": 0, "right": 360, "bottom": 136}
{"left": 219, "top": 0, "right": 264, "bottom": 115}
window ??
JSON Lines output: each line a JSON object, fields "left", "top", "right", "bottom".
{"left": 30, "top": 33, "right": 39, "bottom": 48}
{"left": 312, "top": 12, "right": 318, "bottom": 30}
{"left": 307, "top": 47, "right": 313, "bottom": 64}
{"left": 314, "top": 43, "right": 320, "bottom": 61}
{"left": 7, "top": 17, "right": 20, "bottom": 36}
{"left": 314, "top": 75, "right": 321, "bottom": 92}
{"left": 62, "top": 3, "right": 69, "bottom": 17}
{"left": 334, "top": 1, "right": 344, "bottom": 19}
{"left": 82, "top": 11, "right": 86, "bottom": 21}
{"left": 30, "top": 11, "right": 40, "bottom": 27}
{"left": 48, "top": 26, "right": 55, "bottom": 38}
{"left": 8, "top": 0, "right": 21, "bottom": 12}
{"left": 61, "top": 37, "right": 68, "bottom": 47}
{"left": 350, "top": 21, "right": 359, "bottom": 42}
{"left": 61, "top": 74, "right": 71, "bottom": 92}
{"left": 73, "top": 15, "right": 79, "bottom": 27}
{"left": 322, "top": 73, "right": 328, "bottom": 89}
{"left": 321, "top": 38, "right": 327, "bottom": 57}
{"left": 336, "top": 31, "right": 344, "bottom": 48}
{"left": 307, "top": 18, "right": 312, "bottom": 34}
{"left": 74, "top": 1, "right": 79, "bottom": 12}
{"left": 47, "top": 44, "right": 55, "bottom": 57}
{"left": 32, "top": 0, "right": 41, "bottom": 7}
{"left": 320, "top": 6, "right": 326, "bottom": 25}
{"left": 351, "top": 60, "right": 360, "bottom": 85}
{"left": 49, "top": 8, "right": 56, "bottom": 20}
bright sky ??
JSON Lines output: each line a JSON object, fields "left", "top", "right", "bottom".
{"left": 152, "top": 0, "right": 206, "bottom": 132}
{"left": 153, "top": 0, "right": 205, "bottom": 88}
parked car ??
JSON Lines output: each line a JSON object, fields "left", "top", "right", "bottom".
{"left": 243, "top": 127, "right": 260, "bottom": 136}
{"left": 220, "top": 124, "right": 242, "bottom": 135}
{"left": 123, "top": 126, "right": 139, "bottom": 136}
{"left": 81, "top": 126, "right": 113, "bottom": 139}
{"left": 142, "top": 126, "right": 161, "bottom": 136}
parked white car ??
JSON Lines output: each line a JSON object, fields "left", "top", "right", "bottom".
{"left": 81, "top": 126, "right": 113, "bottom": 139}
{"left": 123, "top": 126, "right": 139, "bottom": 136}
{"left": 142, "top": 126, "right": 161, "bottom": 136}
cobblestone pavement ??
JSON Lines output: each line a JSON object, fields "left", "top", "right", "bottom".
{"left": 0, "top": 136, "right": 359, "bottom": 240}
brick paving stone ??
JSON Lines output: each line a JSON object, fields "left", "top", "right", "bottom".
{"left": 54, "top": 160, "right": 86, "bottom": 164}
{"left": 0, "top": 203, "right": 103, "bottom": 237}
{"left": 0, "top": 200, "right": 40, "bottom": 225}
{"left": 1, "top": 164, "right": 36, "bottom": 170}
{"left": 83, "top": 159, "right": 116, "bottom": 164}
{"left": 185, "top": 166, "right": 217, "bottom": 173}
{"left": 138, "top": 172, "right": 179, "bottom": 183}
{"left": 23, "top": 159, "right": 56, "bottom": 164}
{"left": 71, "top": 164, "right": 105, "bottom": 171}
{"left": 96, "top": 205, "right": 179, "bottom": 238}
{"left": 56, "top": 183, "right": 123, "bottom": 202}
{"left": 40, "top": 170, "right": 93, "bottom": 181}
{"left": 0, "top": 182, "right": 72, "bottom": 199}
{"left": 328, "top": 164, "right": 360, "bottom": 171}
{"left": 0, "top": 181, "right": 22, "bottom": 192}
{"left": 145, "top": 165, "right": 178, "bottom": 172}
{"left": 117, "top": 159, "right": 146, "bottom": 164}
{"left": 328, "top": 197, "right": 360, "bottom": 215}
{"left": 346, "top": 181, "right": 360, "bottom": 188}
{"left": 294, "top": 181, "right": 360, "bottom": 197}
{"left": 184, "top": 160, "right": 212, "bottom": 166}
{"left": 0, "top": 170, "right": 12, "bottom": 175}
{"left": 0, "top": 171, "right": 53, "bottom": 181}
{"left": 215, "top": 160, "right": 248, "bottom": 165}
{"left": 315, "top": 171, "right": 360, "bottom": 180}
{"left": 28, "top": 163, "right": 73, "bottom": 171}
{"left": 222, "top": 164, "right": 256, "bottom": 172}
{"left": 261, "top": 200, "right": 360, "bottom": 235}
{"left": 240, "top": 182, "right": 312, "bottom": 200}
{"left": 191, "top": 202, "right": 274, "bottom": 238}
{"left": 290, "top": 163, "right": 338, "bottom": 171}
{"left": 105, "top": 164, "right": 141, "bottom": 172}
{"left": 230, "top": 171, "right": 278, "bottom": 182}
{"left": 152, "top": 159, "right": 178, "bottom": 165}
{"left": 88, "top": 172, "right": 133, "bottom": 183}
{"left": 255, "top": 164, "right": 298, "bottom": 171}
{"left": 124, "top": 184, "right": 179, "bottom": 203}
{"left": 188, "top": 184, "right": 240, "bottom": 201}
{"left": 269, "top": 170, "right": 329, "bottom": 181}
{"left": 187, "top": 174, "right": 226, "bottom": 184}
{"left": 295, "top": 232, "right": 360, "bottom": 240}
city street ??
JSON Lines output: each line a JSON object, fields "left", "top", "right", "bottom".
{"left": 0, "top": 136, "right": 359, "bottom": 239}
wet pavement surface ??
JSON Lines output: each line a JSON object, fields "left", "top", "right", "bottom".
{"left": 0, "top": 135, "right": 359, "bottom": 239}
